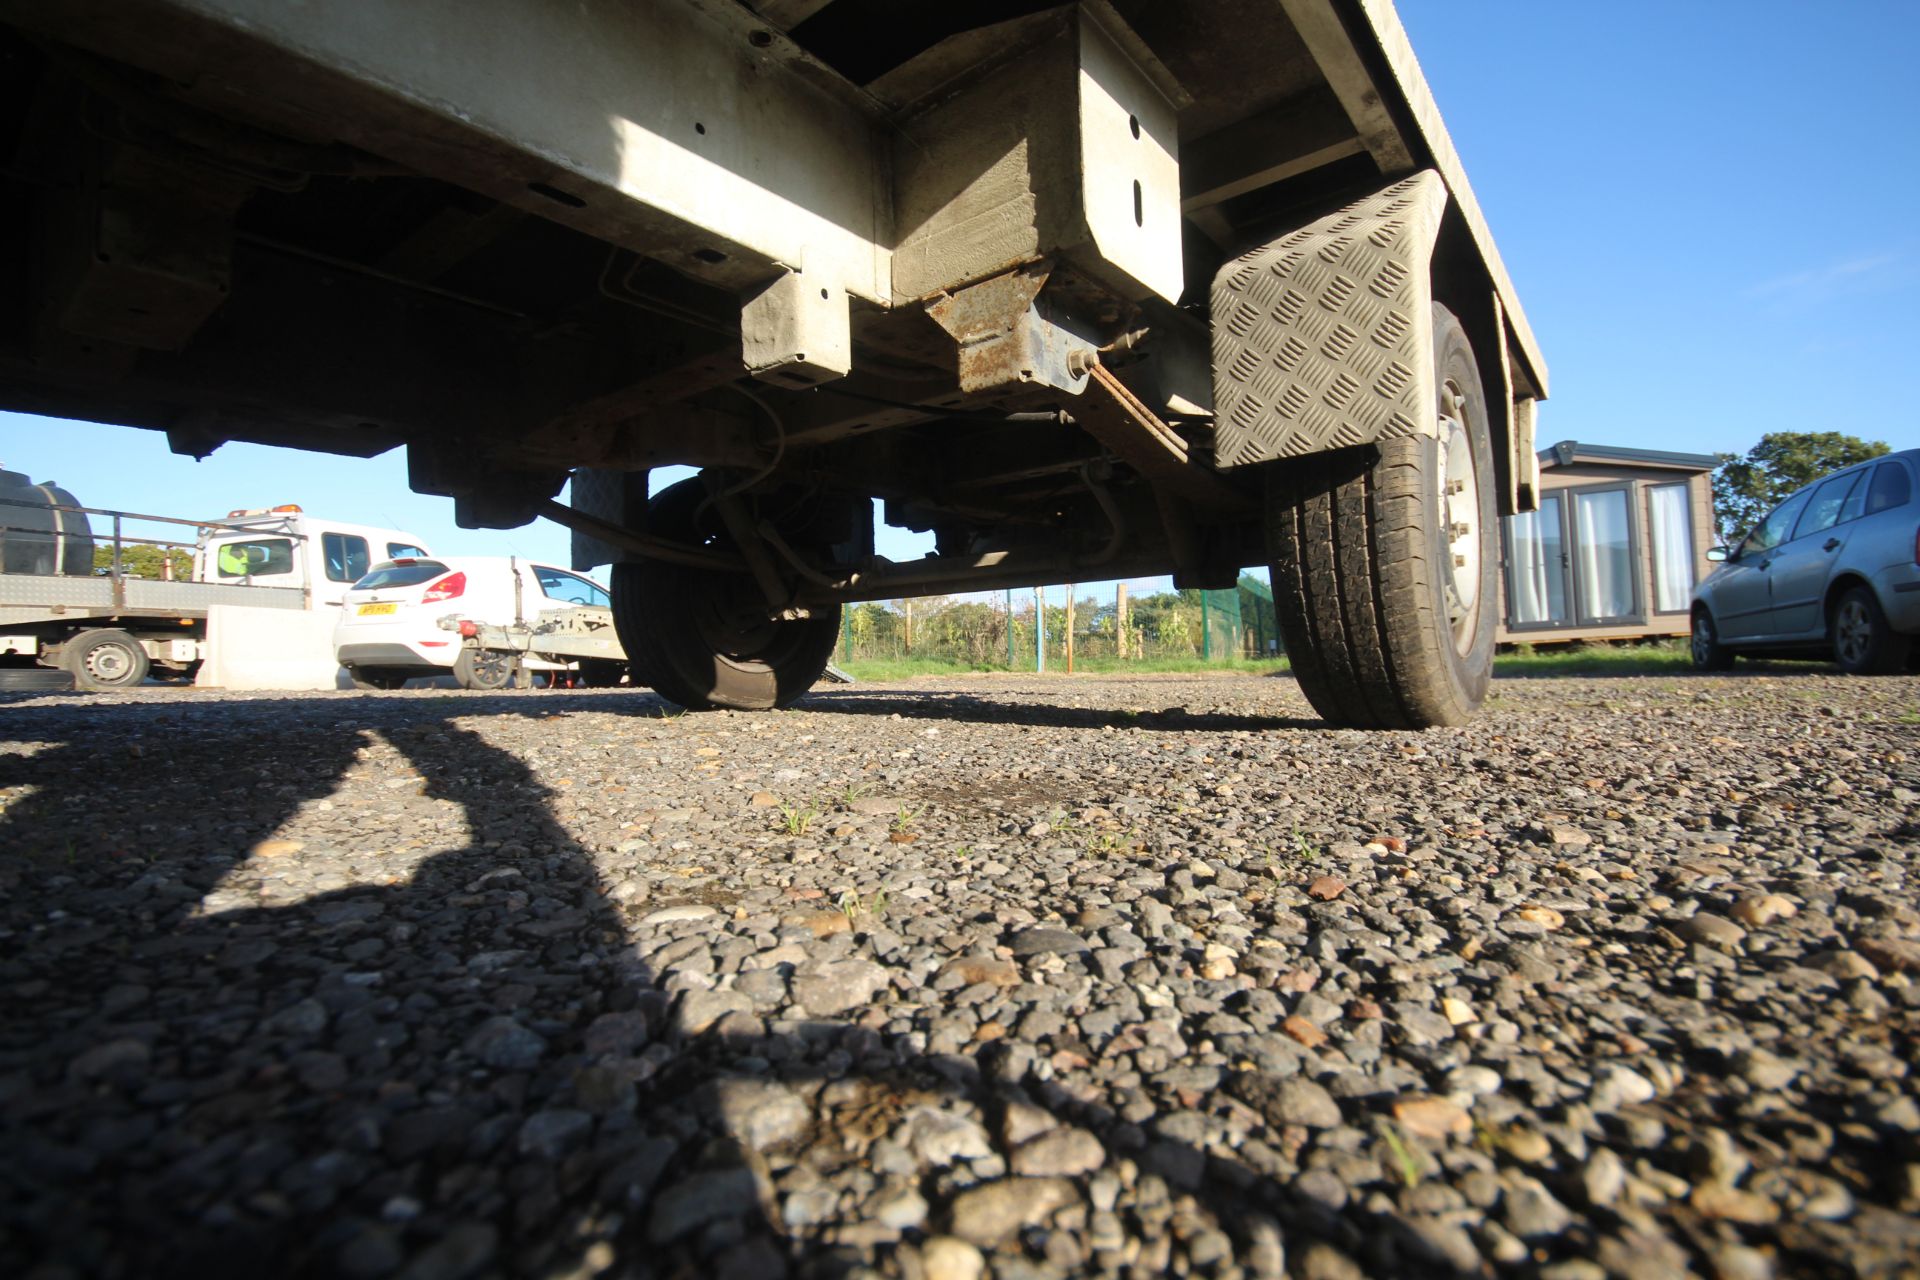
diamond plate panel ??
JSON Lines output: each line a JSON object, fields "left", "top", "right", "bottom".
{"left": 569, "top": 467, "right": 637, "bottom": 572}
{"left": 1210, "top": 170, "right": 1448, "bottom": 468}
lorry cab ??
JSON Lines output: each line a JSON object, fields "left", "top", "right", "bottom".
{"left": 196, "top": 506, "right": 431, "bottom": 610}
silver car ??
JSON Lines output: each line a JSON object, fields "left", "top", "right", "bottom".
{"left": 1691, "top": 449, "right": 1920, "bottom": 673}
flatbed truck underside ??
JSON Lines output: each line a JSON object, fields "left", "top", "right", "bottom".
{"left": 0, "top": 0, "right": 1548, "bottom": 725}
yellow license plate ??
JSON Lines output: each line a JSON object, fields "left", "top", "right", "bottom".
{"left": 356, "top": 602, "right": 398, "bottom": 616}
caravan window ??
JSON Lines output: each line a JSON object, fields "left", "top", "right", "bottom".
{"left": 214, "top": 538, "right": 294, "bottom": 578}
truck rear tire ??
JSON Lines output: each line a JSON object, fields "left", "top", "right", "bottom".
{"left": 611, "top": 479, "right": 840, "bottom": 711}
{"left": 62, "top": 629, "right": 151, "bottom": 690}
{"left": 1264, "top": 302, "right": 1497, "bottom": 729}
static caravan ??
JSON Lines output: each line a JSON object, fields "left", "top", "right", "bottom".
{"left": 1497, "top": 442, "right": 1718, "bottom": 645}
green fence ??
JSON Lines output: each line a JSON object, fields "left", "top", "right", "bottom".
{"left": 838, "top": 576, "right": 1282, "bottom": 669}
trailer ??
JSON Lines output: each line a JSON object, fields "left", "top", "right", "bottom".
{"left": 437, "top": 607, "right": 630, "bottom": 691}
{"left": 0, "top": 0, "right": 1546, "bottom": 726}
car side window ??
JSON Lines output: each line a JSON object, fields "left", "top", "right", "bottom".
{"left": 1865, "top": 462, "right": 1913, "bottom": 515}
{"left": 322, "top": 532, "right": 372, "bottom": 583}
{"left": 1791, "top": 472, "right": 1863, "bottom": 541}
{"left": 387, "top": 542, "right": 428, "bottom": 559}
{"left": 535, "top": 567, "right": 608, "bottom": 606}
{"left": 1740, "top": 488, "right": 1814, "bottom": 557}
{"left": 214, "top": 538, "right": 295, "bottom": 578}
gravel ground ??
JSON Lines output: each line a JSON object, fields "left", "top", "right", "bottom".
{"left": 2, "top": 670, "right": 1917, "bottom": 1280}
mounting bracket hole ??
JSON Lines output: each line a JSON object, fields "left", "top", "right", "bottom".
{"left": 693, "top": 248, "right": 728, "bottom": 264}
{"left": 527, "top": 181, "right": 586, "bottom": 208}
{"left": 1132, "top": 180, "right": 1142, "bottom": 227}
{"left": 694, "top": 122, "right": 706, "bottom": 135}
{"left": 1129, "top": 114, "right": 1140, "bottom": 139}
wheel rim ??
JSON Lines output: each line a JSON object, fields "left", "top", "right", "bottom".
{"left": 691, "top": 574, "right": 792, "bottom": 670}
{"left": 85, "top": 642, "right": 137, "bottom": 685}
{"left": 1692, "top": 615, "right": 1715, "bottom": 665}
{"left": 1835, "top": 599, "right": 1872, "bottom": 666}
{"left": 472, "top": 651, "right": 514, "bottom": 688}
{"left": 1434, "top": 382, "right": 1482, "bottom": 655}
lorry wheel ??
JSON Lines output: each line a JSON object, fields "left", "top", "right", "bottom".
{"left": 350, "top": 667, "right": 411, "bottom": 690}
{"left": 1265, "top": 302, "right": 1497, "bottom": 729}
{"left": 453, "top": 647, "right": 520, "bottom": 691}
{"left": 62, "top": 629, "right": 151, "bottom": 690}
{"left": 1831, "top": 586, "right": 1908, "bottom": 675}
{"left": 611, "top": 478, "right": 840, "bottom": 711}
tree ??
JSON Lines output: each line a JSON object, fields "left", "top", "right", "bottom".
{"left": 92, "top": 543, "right": 192, "bottom": 579}
{"left": 1713, "top": 431, "right": 1889, "bottom": 539}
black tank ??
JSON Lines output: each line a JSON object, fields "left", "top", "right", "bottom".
{"left": 0, "top": 468, "right": 95, "bottom": 575}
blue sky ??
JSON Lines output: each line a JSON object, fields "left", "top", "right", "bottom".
{"left": 4, "top": 1, "right": 1915, "bottom": 594}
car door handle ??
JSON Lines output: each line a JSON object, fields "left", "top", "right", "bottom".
{"left": 1755, "top": 558, "right": 1772, "bottom": 571}
{"left": 1823, "top": 538, "right": 1842, "bottom": 552}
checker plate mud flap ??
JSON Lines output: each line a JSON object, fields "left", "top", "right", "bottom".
{"left": 1210, "top": 170, "right": 1447, "bottom": 467}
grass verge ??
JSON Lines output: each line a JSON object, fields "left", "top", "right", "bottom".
{"left": 838, "top": 655, "right": 1290, "bottom": 681}
{"left": 839, "top": 639, "right": 1843, "bottom": 684}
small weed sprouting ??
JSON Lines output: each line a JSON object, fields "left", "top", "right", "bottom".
{"left": 1379, "top": 1123, "right": 1423, "bottom": 1187}
{"left": 839, "top": 781, "right": 873, "bottom": 807}
{"left": 891, "top": 805, "right": 922, "bottom": 833}
{"left": 952, "top": 844, "right": 973, "bottom": 862}
{"left": 838, "top": 887, "right": 888, "bottom": 921}
{"left": 1471, "top": 1117, "right": 1500, "bottom": 1156}
{"left": 778, "top": 800, "right": 818, "bottom": 837}
{"left": 1292, "top": 825, "right": 1318, "bottom": 862}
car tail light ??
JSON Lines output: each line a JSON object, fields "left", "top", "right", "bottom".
{"left": 421, "top": 571, "right": 466, "bottom": 603}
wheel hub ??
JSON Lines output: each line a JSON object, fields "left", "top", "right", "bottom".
{"left": 1836, "top": 600, "right": 1871, "bottom": 665}
{"left": 86, "top": 644, "right": 134, "bottom": 683}
{"left": 1435, "top": 383, "right": 1481, "bottom": 653}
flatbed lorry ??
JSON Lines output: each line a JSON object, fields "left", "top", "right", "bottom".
{"left": 0, "top": 483, "right": 430, "bottom": 688}
{"left": 0, "top": 0, "right": 1546, "bottom": 726}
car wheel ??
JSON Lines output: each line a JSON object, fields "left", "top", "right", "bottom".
{"left": 62, "top": 629, "right": 150, "bottom": 690}
{"left": 454, "top": 646, "right": 521, "bottom": 691}
{"left": 1690, "top": 608, "right": 1736, "bottom": 671}
{"left": 1831, "top": 585, "right": 1909, "bottom": 675}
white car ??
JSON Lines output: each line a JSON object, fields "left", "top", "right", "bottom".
{"left": 333, "top": 555, "right": 616, "bottom": 689}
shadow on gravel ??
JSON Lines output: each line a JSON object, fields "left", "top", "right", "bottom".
{"left": 0, "top": 691, "right": 1471, "bottom": 1279}
{"left": 800, "top": 689, "right": 1320, "bottom": 734}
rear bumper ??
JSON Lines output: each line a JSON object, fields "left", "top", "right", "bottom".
{"left": 334, "top": 642, "right": 441, "bottom": 669}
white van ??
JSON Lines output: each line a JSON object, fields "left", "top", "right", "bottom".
{"left": 333, "top": 555, "right": 616, "bottom": 689}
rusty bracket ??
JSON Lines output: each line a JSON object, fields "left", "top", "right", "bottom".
{"left": 1076, "top": 366, "right": 1254, "bottom": 513}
